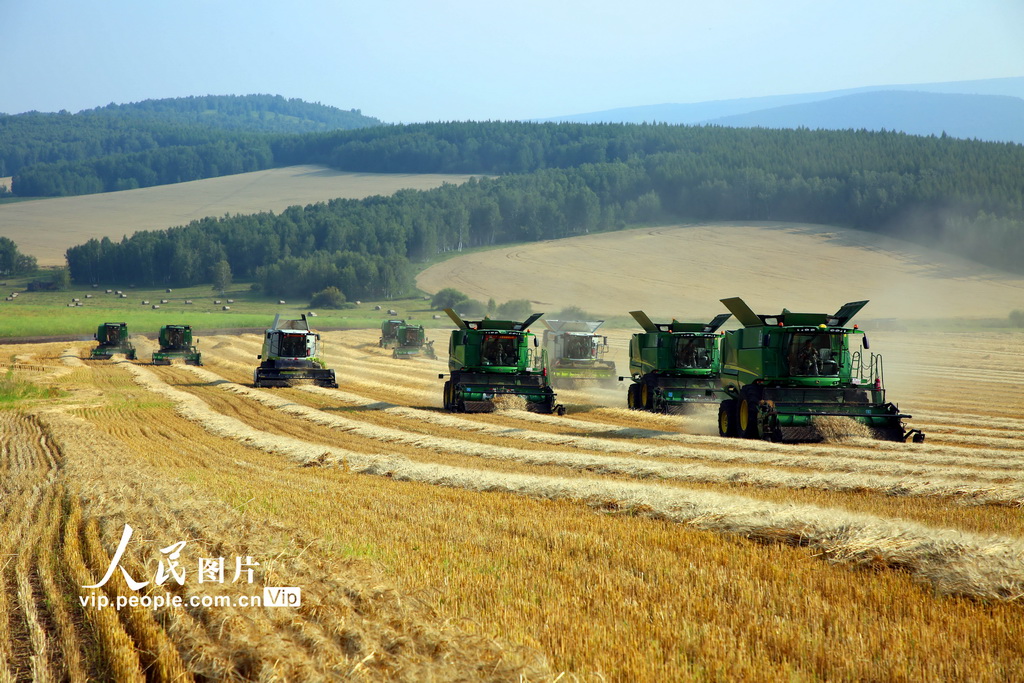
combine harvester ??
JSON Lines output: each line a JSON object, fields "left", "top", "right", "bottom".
{"left": 90, "top": 322, "right": 137, "bottom": 360}
{"left": 439, "top": 309, "right": 564, "bottom": 414}
{"left": 253, "top": 314, "right": 338, "bottom": 388}
{"left": 151, "top": 324, "right": 202, "bottom": 365}
{"left": 542, "top": 320, "right": 616, "bottom": 387}
{"left": 391, "top": 323, "right": 437, "bottom": 359}
{"left": 378, "top": 319, "right": 405, "bottom": 348}
{"left": 717, "top": 297, "right": 924, "bottom": 442}
{"left": 622, "top": 311, "right": 732, "bottom": 413}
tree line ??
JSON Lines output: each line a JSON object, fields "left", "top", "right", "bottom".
{"left": 0, "top": 95, "right": 381, "bottom": 186}
{"left": 65, "top": 123, "right": 1024, "bottom": 300}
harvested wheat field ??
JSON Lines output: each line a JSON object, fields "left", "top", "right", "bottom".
{"left": 1, "top": 310, "right": 1023, "bottom": 681}
{"left": 417, "top": 222, "right": 1024, "bottom": 320}
{"left": 0, "top": 165, "right": 478, "bottom": 266}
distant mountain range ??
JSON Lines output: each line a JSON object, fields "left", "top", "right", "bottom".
{"left": 540, "top": 77, "right": 1024, "bottom": 144}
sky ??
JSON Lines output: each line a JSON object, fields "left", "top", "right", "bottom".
{"left": 1, "top": 0, "right": 1022, "bottom": 123}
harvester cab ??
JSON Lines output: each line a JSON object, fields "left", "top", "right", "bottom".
{"left": 622, "top": 311, "right": 731, "bottom": 413}
{"left": 438, "top": 308, "right": 564, "bottom": 414}
{"left": 254, "top": 314, "right": 338, "bottom": 388}
{"left": 541, "top": 320, "right": 616, "bottom": 387}
{"left": 392, "top": 323, "right": 437, "bottom": 359}
{"left": 90, "top": 322, "right": 137, "bottom": 360}
{"left": 152, "top": 324, "right": 202, "bottom": 365}
{"left": 379, "top": 319, "right": 405, "bottom": 348}
{"left": 717, "top": 297, "right": 923, "bottom": 443}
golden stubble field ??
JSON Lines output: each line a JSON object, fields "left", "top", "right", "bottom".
{"left": 0, "top": 166, "right": 478, "bottom": 266}
{"left": 2, "top": 316, "right": 1023, "bottom": 681}
{"left": 417, "top": 222, "right": 1024, "bottom": 320}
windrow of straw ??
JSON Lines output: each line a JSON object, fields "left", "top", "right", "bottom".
{"left": 181, "top": 366, "right": 1024, "bottom": 507}
{"left": 125, "top": 360, "right": 1024, "bottom": 602}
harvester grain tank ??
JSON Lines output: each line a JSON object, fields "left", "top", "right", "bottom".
{"left": 542, "top": 320, "right": 616, "bottom": 387}
{"left": 622, "top": 311, "right": 731, "bottom": 413}
{"left": 439, "top": 308, "right": 563, "bottom": 414}
{"left": 151, "top": 324, "right": 202, "bottom": 365}
{"left": 379, "top": 319, "right": 404, "bottom": 348}
{"left": 90, "top": 322, "right": 137, "bottom": 360}
{"left": 392, "top": 323, "right": 437, "bottom": 359}
{"left": 253, "top": 314, "right": 338, "bottom": 388}
{"left": 717, "top": 297, "right": 923, "bottom": 442}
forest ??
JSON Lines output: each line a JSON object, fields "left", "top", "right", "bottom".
{"left": 63, "top": 121, "right": 1024, "bottom": 298}
{"left": 0, "top": 95, "right": 381, "bottom": 185}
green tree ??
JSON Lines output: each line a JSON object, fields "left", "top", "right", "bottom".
{"left": 431, "top": 287, "right": 468, "bottom": 310}
{"left": 496, "top": 299, "right": 533, "bottom": 320}
{"left": 211, "top": 259, "right": 232, "bottom": 294}
{"left": 0, "top": 237, "right": 37, "bottom": 275}
{"left": 51, "top": 267, "right": 71, "bottom": 291}
{"left": 310, "top": 286, "right": 346, "bottom": 309}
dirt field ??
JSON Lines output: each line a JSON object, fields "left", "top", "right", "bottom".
{"left": 0, "top": 166, "right": 478, "bottom": 266}
{"left": 416, "top": 222, "right": 1024, "bottom": 320}
{"left": 1, "top": 319, "right": 1022, "bottom": 680}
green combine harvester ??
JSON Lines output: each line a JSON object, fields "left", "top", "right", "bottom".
{"left": 379, "top": 319, "right": 405, "bottom": 348}
{"left": 622, "top": 311, "right": 732, "bottom": 413}
{"left": 391, "top": 323, "right": 437, "bottom": 359}
{"left": 253, "top": 314, "right": 338, "bottom": 388}
{"left": 717, "top": 297, "right": 924, "bottom": 443}
{"left": 542, "top": 320, "right": 616, "bottom": 387}
{"left": 151, "top": 324, "right": 202, "bottom": 365}
{"left": 90, "top": 322, "right": 137, "bottom": 360}
{"left": 439, "top": 308, "right": 564, "bottom": 414}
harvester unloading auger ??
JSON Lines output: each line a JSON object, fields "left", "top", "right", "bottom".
{"left": 151, "top": 325, "right": 202, "bottom": 365}
{"left": 253, "top": 314, "right": 338, "bottom": 388}
{"left": 717, "top": 297, "right": 924, "bottom": 443}
{"left": 622, "top": 311, "right": 732, "bottom": 413}
{"left": 542, "top": 320, "right": 616, "bottom": 387}
{"left": 439, "top": 308, "right": 564, "bottom": 414}
{"left": 90, "top": 322, "right": 137, "bottom": 360}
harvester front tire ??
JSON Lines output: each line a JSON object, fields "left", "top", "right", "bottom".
{"left": 627, "top": 384, "right": 642, "bottom": 410}
{"left": 641, "top": 383, "right": 654, "bottom": 411}
{"left": 718, "top": 400, "right": 738, "bottom": 438}
{"left": 442, "top": 381, "right": 452, "bottom": 411}
{"left": 738, "top": 399, "right": 760, "bottom": 439}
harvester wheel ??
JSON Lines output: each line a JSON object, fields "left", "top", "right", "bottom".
{"left": 641, "top": 383, "right": 654, "bottom": 411}
{"left": 627, "top": 384, "right": 642, "bottom": 410}
{"left": 738, "top": 399, "right": 760, "bottom": 439}
{"left": 718, "top": 400, "right": 738, "bottom": 438}
{"left": 442, "top": 381, "right": 452, "bottom": 410}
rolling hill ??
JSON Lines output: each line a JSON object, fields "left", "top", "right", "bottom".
{"left": 416, "top": 221, "right": 1024, "bottom": 321}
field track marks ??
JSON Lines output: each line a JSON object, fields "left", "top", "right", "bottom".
{"left": 123, "top": 359, "right": 1024, "bottom": 601}
{"left": 0, "top": 411, "right": 84, "bottom": 683}
{"left": 199, "top": 336, "right": 1024, "bottom": 474}
{"left": 164, "top": 365, "right": 1024, "bottom": 509}
{"left": 37, "top": 397, "right": 545, "bottom": 681}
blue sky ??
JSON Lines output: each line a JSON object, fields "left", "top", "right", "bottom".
{"left": 2, "top": 0, "right": 1021, "bottom": 122}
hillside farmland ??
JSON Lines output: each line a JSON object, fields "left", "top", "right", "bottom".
{"left": 417, "top": 222, "right": 1024, "bottom": 321}
{"left": 1, "top": 320, "right": 1022, "bottom": 680}
{"left": 0, "top": 166, "right": 477, "bottom": 266}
